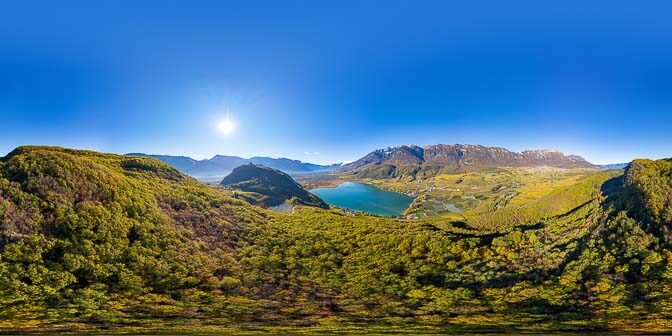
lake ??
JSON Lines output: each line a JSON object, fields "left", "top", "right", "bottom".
{"left": 311, "top": 182, "right": 414, "bottom": 217}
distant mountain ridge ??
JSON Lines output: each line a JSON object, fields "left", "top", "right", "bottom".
{"left": 127, "top": 153, "right": 339, "bottom": 177}
{"left": 598, "top": 163, "right": 629, "bottom": 170}
{"left": 342, "top": 144, "right": 596, "bottom": 179}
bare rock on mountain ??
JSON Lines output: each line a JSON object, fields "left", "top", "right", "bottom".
{"left": 343, "top": 144, "right": 595, "bottom": 179}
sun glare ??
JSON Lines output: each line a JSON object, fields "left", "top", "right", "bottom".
{"left": 216, "top": 116, "right": 235, "bottom": 135}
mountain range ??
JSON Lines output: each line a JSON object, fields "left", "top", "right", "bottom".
{"left": 127, "top": 153, "right": 340, "bottom": 177}
{"left": 598, "top": 162, "right": 629, "bottom": 170}
{"left": 131, "top": 144, "right": 614, "bottom": 181}
{"left": 342, "top": 144, "right": 596, "bottom": 179}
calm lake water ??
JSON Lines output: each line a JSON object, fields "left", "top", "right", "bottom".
{"left": 311, "top": 182, "right": 414, "bottom": 217}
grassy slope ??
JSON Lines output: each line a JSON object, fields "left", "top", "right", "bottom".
{"left": 1, "top": 147, "right": 672, "bottom": 332}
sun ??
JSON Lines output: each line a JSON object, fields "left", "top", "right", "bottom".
{"left": 216, "top": 115, "right": 235, "bottom": 135}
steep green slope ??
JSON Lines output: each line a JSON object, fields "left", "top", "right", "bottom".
{"left": 221, "top": 163, "right": 327, "bottom": 208}
{"left": 1, "top": 147, "right": 672, "bottom": 332}
{"left": 0, "top": 146, "right": 268, "bottom": 326}
{"left": 466, "top": 170, "right": 620, "bottom": 230}
{"left": 623, "top": 158, "right": 672, "bottom": 228}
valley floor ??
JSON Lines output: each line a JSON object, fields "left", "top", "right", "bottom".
{"left": 297, "top": 167, "right": 599, "bottom": 221}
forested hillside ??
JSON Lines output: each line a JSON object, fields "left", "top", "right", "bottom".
{"left": 1, "top": 146, "right": 672, "bottom": 332}
{"left": 221, "top": 163, "right": 327, "bottom": 208}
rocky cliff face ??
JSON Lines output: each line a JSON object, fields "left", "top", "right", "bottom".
{"left": 342, "top": 144, "right": 595, "bottom": 179}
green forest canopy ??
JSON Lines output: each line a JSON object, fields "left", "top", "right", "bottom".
{"left": 1, "top": 146, "right": 672, "bottom": 332}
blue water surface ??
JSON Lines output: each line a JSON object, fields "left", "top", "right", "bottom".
{"left": 311, "top": 182, "right": 413, "bottom": 217}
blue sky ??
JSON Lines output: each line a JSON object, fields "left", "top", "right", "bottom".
{"left": 1, "top": 1, "right": 671, "bottom": 164}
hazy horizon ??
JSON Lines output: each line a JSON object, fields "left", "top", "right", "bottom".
{"left": 2, "top": 1, "right": 671, "bottom": 165}
{"left": 0, "top": 142, "right": 652, "bottom": 166}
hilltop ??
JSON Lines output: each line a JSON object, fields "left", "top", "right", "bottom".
{"left": 221, "top": 163, "right": 327, "bottom": 208}
{"left": 342, "top": 144, "right": 595, "bottom": 179}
